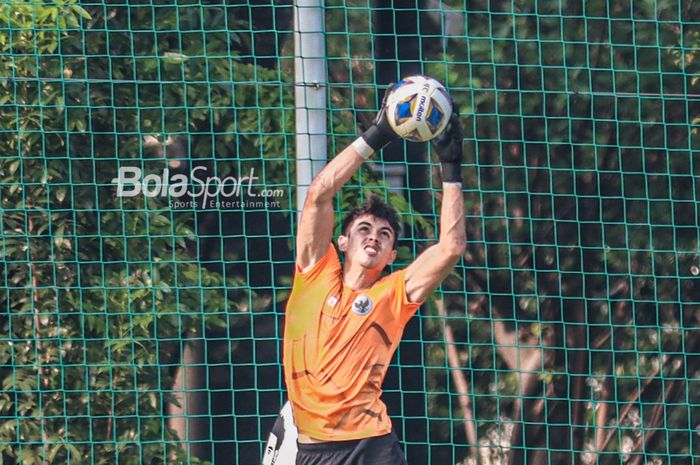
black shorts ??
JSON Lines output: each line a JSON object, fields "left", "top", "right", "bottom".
{"left": 295, "top": 432, "right": 407, "bottom": 465}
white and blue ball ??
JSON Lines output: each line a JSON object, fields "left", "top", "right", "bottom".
{"left": 385, "top": 75, "right": 452, "bottom": 142}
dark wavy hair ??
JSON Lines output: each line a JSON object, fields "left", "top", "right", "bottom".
{"left": 340, "top": 194, "right": 401, "bottom": 249}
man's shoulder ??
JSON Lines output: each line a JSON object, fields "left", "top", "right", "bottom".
{"left": 366, "top": 267, "right": 408, "bottom": 296}
{"left": 295, "top": 243, "right": 341, "bottom": 276}
{"left": 363, "top": 267, "right": 419, "bottom": 323}
{"left": 292, "top": 244, "right": 342, "bottom": 294}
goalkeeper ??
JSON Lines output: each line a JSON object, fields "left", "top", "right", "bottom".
{"left": 281, "top": 91, "right": 465, "bottom": 465}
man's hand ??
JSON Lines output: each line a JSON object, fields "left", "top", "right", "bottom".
{"left": 432, "top": 107, "right": 464, "bottom": 183}
{"left": 360, "top": 84, "right": 400, "bottom": 152}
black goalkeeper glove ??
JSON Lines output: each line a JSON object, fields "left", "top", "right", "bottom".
{"left": 432, "top": 108, "right": 464, "bottom": 183}
{"left": 360, "top": 83, "right": 400, "bottom": 152}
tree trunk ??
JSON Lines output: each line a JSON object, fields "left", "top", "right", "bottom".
{"left": 168, "top": 337, "right": 210, "bottom": 462}
{"left": 436, "top": 301, "right": 478, "bottom": 460}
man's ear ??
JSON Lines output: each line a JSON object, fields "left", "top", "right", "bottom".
{"left": 337, "top": 234, "right": 348, "bottom": 252}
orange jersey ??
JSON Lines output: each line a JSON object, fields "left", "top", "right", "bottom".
{"left": 283, "top": 245, "right": 421, "bottom": 441}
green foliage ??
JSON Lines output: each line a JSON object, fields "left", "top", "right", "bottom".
{"left": 0, "top": 1, "right": 293, "bottom": 463}
{"left": 420, "top": 1, "right": 700, "bottom": 463}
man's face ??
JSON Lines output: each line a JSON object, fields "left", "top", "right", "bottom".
{"left": 338, "top": 214, "right": 398, "bottom": 270}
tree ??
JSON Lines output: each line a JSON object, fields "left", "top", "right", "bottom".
{"left": 0, "top": 1, "right": 290, "bottom": 463}
{"left": 426, "top": 1, "right": 700, "bottom": 464}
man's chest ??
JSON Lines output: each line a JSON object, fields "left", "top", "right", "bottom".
{"left": 310, "top": 286, "right": 399, "bottom": 353}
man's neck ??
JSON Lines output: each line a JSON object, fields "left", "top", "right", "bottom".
{"left": 342, "top": 263, "right": 382, "bottom": 291}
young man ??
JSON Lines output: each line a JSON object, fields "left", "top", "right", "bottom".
{"left": 264, "top": 92, "right": 465, "bottom": 465}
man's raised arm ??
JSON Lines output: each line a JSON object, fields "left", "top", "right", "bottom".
{"left": 295, "top": 90, "right": 398, "bottom": 272}
{"left": 405, "top": 113, "right": 467, "bottom": 303}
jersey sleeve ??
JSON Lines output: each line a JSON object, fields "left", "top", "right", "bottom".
{"left": 388, "top": 268, "right": 422, "bottom": 326}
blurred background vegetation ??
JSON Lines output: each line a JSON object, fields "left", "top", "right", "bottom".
{"left": 1, "top": 0, "right": 698, "bottom": 464}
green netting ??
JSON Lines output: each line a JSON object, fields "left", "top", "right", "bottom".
{"left": 1, "top": 0, "right": 699, "bottom": 464}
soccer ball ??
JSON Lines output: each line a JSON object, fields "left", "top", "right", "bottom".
{"left": 385, "top": 75, "right": 452, "bottom": 142}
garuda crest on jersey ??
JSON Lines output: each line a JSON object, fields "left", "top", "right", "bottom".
{"left": 352, "top": 295, "right": 374, "bottom": 316}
